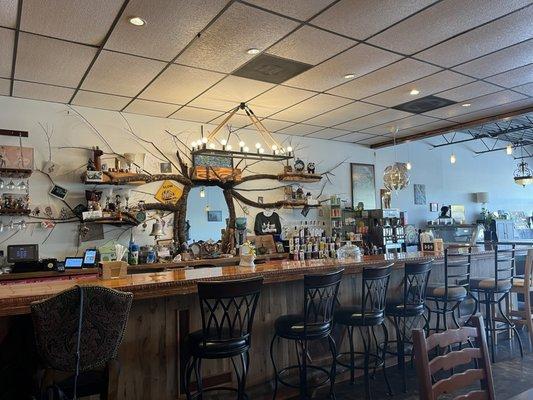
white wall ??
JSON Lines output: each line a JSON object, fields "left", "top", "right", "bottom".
{"left": 0, "top": 95, "right": 530, "bottom": 259}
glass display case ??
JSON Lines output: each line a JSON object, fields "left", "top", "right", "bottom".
{"left": 427, "top": 224, "right": 483, "bottom": 245}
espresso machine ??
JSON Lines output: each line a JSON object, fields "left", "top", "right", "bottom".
{"left": 367, "top": 209, "right": 405, "bottom": 254}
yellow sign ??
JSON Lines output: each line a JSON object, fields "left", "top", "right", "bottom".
{"left": 155, "top": 180, "right": 183, "bottom": 204}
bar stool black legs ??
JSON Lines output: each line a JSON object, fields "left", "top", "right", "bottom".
{"left": 270, "top": 269, "right": 344, "bottom": 400}
{"left": 183, "top": 277, "right": 263, "bottom": 400}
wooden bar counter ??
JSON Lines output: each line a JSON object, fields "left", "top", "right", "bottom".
{"left": 0, "top": 249, "right": 495, "bottom": 399}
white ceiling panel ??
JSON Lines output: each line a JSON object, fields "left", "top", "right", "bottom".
{"left": 267, "top": 26, "right": 355, "bottom": 65}
{"left": 245, "top": 0, "right": 335, "bottom": 20}
{"left": 12, "top": 81, "right": 74, "bottom": 103}
{"left": 335, "top": 109, "right": 413, "bottom": 131}
{"left": 512, "top": 83, "right": 533, "bottom": 96}
{"left": 21, "top": 0, "right": 123, "bottom": 45}
{"left": 261, "top": 119, "right": 295, "bottom": 132}
{"left": 248, "top": 85, "right": 316, "bottom": 116}
{"left": 176, "top": 2, "right": 299, "bottom": 73}
{"left": 209, "top": 111, "right": 256, "bottom": 129}
{"left": 0, "top": 78, "right": 10, "bottom": 95}
{"left": 328, "top": 59, "right": 441, "bottom": 100}
{"left": 284, "top": 44, "right": 402, "bottom": 92}
{"left": 304, "top": 102, "right": 384, "bottom": 126}
{"left": 81, "top": 50, "right": 165, "bottom": 97}
{"left": 277, "top": 123, "right": 323, "bottom": 136}
{"left": 0, "top": 28, "right": 14, "bottom": 79}
{"left": 485, "top": 64, "right": 533, "bottom": 87}
{"left": 334, "top": 132, "right": 379, "bottom": 143}
{"left": 364, "top": 71, "right": 474, "bottom": 107}
{"left": 270, "top": 94, "right": 352, "bottom": 122}
{"left": 425, "top": 90, "right": 527, "bottom": 119}
{"left": 311, "top": 0, "right": 435, "bottom": 40}
{"left": 105, "top": 0, "right": 228, "bottom": 61}
{"left": 139, "top": 64, "right": 224, "bottom": 105}
{"left": 436, "top": 81, "right": 502, "bottom": 102}
{"left": 124, "top": 99, "right": 179, "bottom": 117}
{"left": 15, "top": 33, "right": 96, "bottom": 87}
{"left": 397, "top": 119, "right": 455, "bottom": 135}
{"left": 170, "top": 106, "right": 223, "bottom": 123}
{"left": 355, "top": 136, "right": 392, "bottom": 145}
{"left": 72, "top": 90, "right": 131, "bottom": 111}
{"left": 307, "top": 128, "right": 350, "bottom": 139}
{"left": 368, "top": 0, "right": 531, "bottom": 54}
{"left": 453, "top": 40, "right": 533, "bottom": 78}
{"left": 416, "top": 6, "right": 533, "bottom": 67}
{"left": 361, "top": 115, "right": 440, "bottom": 135}
{"left": 446, "top": 98, "right": 533, "bottom": 123}
{"left": 189, "top": 75, "right": 275, "bottom": 112}
{"left": 0, "top": 0, "right": 18, "bottom": 28}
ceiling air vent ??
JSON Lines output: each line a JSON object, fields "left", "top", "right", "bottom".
{"left": 392, "top": 95, "right": 456, "bottom": 114}
{"left": 232, "top": 54, "right": 313, "bottom": 84}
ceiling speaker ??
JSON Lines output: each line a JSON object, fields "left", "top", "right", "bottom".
{"left": 232, "top": 54, "right": 313, "bottom": 84}
{"left": 392, "top": 95, "right": 456, "bottom": 114}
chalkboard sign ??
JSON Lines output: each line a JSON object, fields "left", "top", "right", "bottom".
{"left": 193, "top": 154, "right": 232, "bottom": 168}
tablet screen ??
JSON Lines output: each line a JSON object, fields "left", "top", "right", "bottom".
{"left": 65, "top": 257, "right": 84, "bottom": 268}
{"left": 83, "top": 249, "right": 97, "bottom": 265}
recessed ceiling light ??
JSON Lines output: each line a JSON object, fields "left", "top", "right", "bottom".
{"left": 246, "top": 48, "right": 260, "bottom": 55}
{"left": 344, "top": 73, "right": 355, "bottom": 79}
{"left": 409, "top": 89, "right": 420, "bottom": 96}
{"left": 462, "top": 103, "right": 471, "bottom": 107}
{"left": 129, "top": 17, "right": 146, "bottom": 26}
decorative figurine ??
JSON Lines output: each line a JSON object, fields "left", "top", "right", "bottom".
{"left": 294, "top": 158, "right": 305, "bottom": 173}
{"left": 87, "top": 158, "right": 96, "bottom": 171}
{"left": 307, "top": 162, "right": 316, "bottom": 174}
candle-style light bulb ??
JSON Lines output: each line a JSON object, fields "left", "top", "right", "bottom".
{"left": 255, "top": 142, "right": 261, "bottom": 149}
{"left": 209, "top": 143, "right": 216, "bottom": 149}
{"left": 243, "top": 146, "right": 249, "bottom": 152}
{"left": 226, "top": 144, "right": 232, "bottom": 150}
{"left": 201, "top": 137, "right": 208, "bottom": 144}
{"left": 191, "top": 141, "right": 196, "bottom": 149}
{"left": 287, "top": 146, "right": 293, "bottom": 152}
{"left": 259, "top": 147, "right": 265, "bottom": 154}
{"left": 221, "top": 139, "right": 227, "bottom": 146}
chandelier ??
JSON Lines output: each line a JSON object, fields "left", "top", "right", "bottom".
{"left": 514, "top": 160, "right": 533, "bottom": 187}
{"left": 383, "top": 162, "right": 410, "bottom": 192}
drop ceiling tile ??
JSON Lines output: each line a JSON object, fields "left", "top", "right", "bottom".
{"left": 284, "top": 44, "right": 402, "bottom": 92}
{"left": 81, "top": 50, "right": 165, "bottom": 97}
{"left": 209, "top": 112, "right": 256, "bottom": 129}
{"left": 335, "top": 109, "right": 413, "bottom": 131}
{"left": 355, "top": 136, "right": 391, "bottom": 145}
{"left": 364, "top": 71, "right": 474, "bottom": 107}
{"left": 328, "top": 59, "right": 441, "bottom": 100}
{"left": 447, "top": 98, "right": 533, "bottom": 123}
{"left": 416, "top": 6, "right": 533, "bottom": 67}
{"left": 12, "top": 81, "right": 74, "bottom": 103}
{"left": 453, "top": 40, "right": 533, "bottom": 78}
{"left": 21, "top": 0, "right": 123, "bottom": 45}
{"left": 311, "top": 0, "right": 435, "bottom": 40}
{"left": 15, "top": 33, "right": 96, "bottom": 87}
{"left": 72, "top": 90, "right": 131, "bottom": 111}
{"left": 189, "top": 75, "right": 275, "bottom": 112}
{"left": 0, "top": 28, "right": 14, "bottom": 78}
{"left": 124, "top": 99, "right": 179, "bottom": 117}
{"left": 277, "top": 123, "right": 323, "bottom": 136}
{"left": 399, "top": 119, "right": 455, "bottom": 135}
{"left": 139, "top": 64, "right": 224, "bottom": 105}
{"left": 425, "top": 90, "right": 527, "bottom": 119}
{"left": 334, "top": 132, "right": 379, "bottom": 143}
{"left": 361, "top": 115, "right": 439, "bottom": 135}
{"left": 485, "top": 64, "right": 533, "bottom": 87}
{"left": 105, "top": 0, "right": 228, "bottom": 61}
{"left": 305, "top": 102, "right": 384, "bottom": 126}
{"left": 267, "top": 26, "right": 355, "bottom": 65}
{"left": 262, "top": 119, "right": 295, "bottom": 132}
{"left": 0, "top": 78, "right": 10, "bottom": 95}
{"left": 368, "top": 0, "right": 531, "bottom": 54}
{"left": 0, "top": 0, "right": 18, "bottom": 28}
{"left": 307, "top": 128, "right": 350, "bottom": 139}
{"left": 270, "top": 94, "right": 352, "bottom": 122}
{"left": 245, "top": 0, "right": 335, "bottom": 20}
{"left": 170, "top": 106, "right": 223, "bottom": 123}
{"left": 512, "top": 83, "right": 533, "bottom": 96}
{"left": 176, "top": 2, "right": 299, "bottom": 73}
{"left": 437, "top": 81, "right": 502, "bottom": 102}
{"left": 248, "top": 85, "right": 316, "bottom": 116}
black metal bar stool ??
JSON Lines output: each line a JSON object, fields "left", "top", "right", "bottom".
{"left": 270, "top": 269, "right": 344, "bottom": 400}
{"left": 334, "top": 264, "right": 393, "bottom": 399}
{"left": 183, "top": 277, "right": 263, "bottom": 400}
{"left": 426, "top": 247, "right": 474, "bottom": 333}
{"left": 31, "top": 285, "right": 133, "bottom": 400}
{"left": 385, "top": 259, "right": 432, "bottom": 393}
{"left": 470, "top": 244, "right": 523, "bottom": 362}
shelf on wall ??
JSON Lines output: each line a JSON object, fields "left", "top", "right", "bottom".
{"left": 278, "top": 173, "right": 322, "bottom": 183}
{"left": 84, "top": 211, "right": 139, "bottom": 227}
{"left": 82, "top": 171, "right": 146, "bottom": 186}
{"left": 0, "top": 168, "right": 33, "bottom": 179}
{"left": 0, "top": 208, "right": 31, "bottom": 216}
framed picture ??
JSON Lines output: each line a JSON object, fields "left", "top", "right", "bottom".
{"left": 350, "top": 163, "right": 376, "bottom": 210}
{"left": 160, "top": 162, "right": 172, "bottom": 173}
{"left": 0, "top": 145, "right": 34, "bottom": 169}
{"left": 85, "top": 170, "right": 103, "bottom": 182}
{"left": 49, "top": 184, "right": 68, "bottom": 200}
{"left": 429, "top": 202, "right": 439, "bottom": 212}
{"left": 207, "top": 210, "right": 222, "bottom": 222}
{"left": 414, "top": 184, "right": 426, "bottom": 205}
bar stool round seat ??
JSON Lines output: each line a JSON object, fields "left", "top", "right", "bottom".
{"left": 274, "top": 314, "right": 332, "bottom": 340}
{"left": 186, "top": 329, "right": 249, "bottom": 358}
{"left": 385, "top": 300, "right": 426, "bottom": 317}
{"left": 426, "top": 284, "right": 467, "bottom": 300}
{"left": 470, "top": 277, "right": 512, "bottom": 291}
{"left": 334, "top": 305, "right": 384, "bottom": 326}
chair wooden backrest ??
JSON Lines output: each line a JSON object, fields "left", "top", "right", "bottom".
{"left": 521, "top": 249, "right": 533, "bottom": 291}
{"left": 413, "top": 314, "right": 495, "bottom": 400}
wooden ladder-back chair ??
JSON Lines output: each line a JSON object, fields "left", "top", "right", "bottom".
{"left": 509, "top": 248, "right": 533, "bottom": 344}
{"left": 413, "top": 314, "right": 495, "bottom": 400}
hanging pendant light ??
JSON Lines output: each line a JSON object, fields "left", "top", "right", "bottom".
{"left": 506, "top": 144, "right": 513, "bottom": 155}
{"left": 450, "top": 153, "right": 456, "bottom": 164}
{"left": 513, "top": 145, "right": 533, "bottom": 187}
{"left": 383, "top": 128, "right": 410, "bottom": 193}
